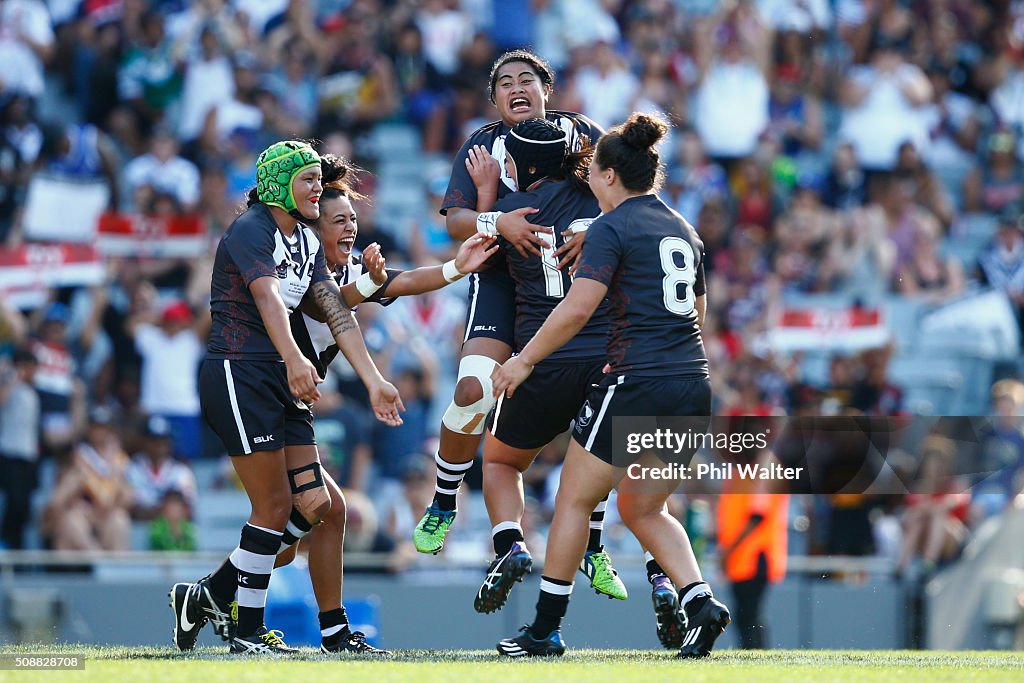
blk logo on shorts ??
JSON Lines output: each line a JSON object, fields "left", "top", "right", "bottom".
{"left": 253, "top": 434, "right": 275, "bottom": 444}
{"left": 474, "top": 325, "right": 497, "bottom": 332}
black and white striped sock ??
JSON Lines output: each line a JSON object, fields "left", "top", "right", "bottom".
{"left": 531, "top": 576, "right": 573, "bottom": 639}
{"left": 433, "top": 452, "right": 473, "bottom": 512}
{"left": 587, "top": 497, "right": 608, "bottom": 553}
{"left": 492, "top": 520, "right": 524, "bottom": 556}
{"left": 680, "top": 581, "right": 713, "bottom": 619}
{"left": 233, "top": 523, "right": 283, "bottom": 637}
{"left": 319, "top": 606, "right": 349, "bottom": 646}
{"left": 278, "top": 507, "right": 314, "bottom": 552}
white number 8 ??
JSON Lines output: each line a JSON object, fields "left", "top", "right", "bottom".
{"left": 659, "top": 236, "right": 696, "bottom": 316}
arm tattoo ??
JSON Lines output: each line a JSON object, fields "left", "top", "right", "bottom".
{"left": 311, "top": 281, "right": 358, "bottom": 337}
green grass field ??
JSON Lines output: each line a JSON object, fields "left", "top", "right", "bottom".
{"left": 1, "top": 646, "right": 1022, "bottom": 683}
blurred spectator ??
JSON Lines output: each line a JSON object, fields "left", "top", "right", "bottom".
{"left": 988, "top": 38, "right": 1024, "bottom": 134}
{"left": 416, "top": 0, "right": 472, "bottom": 77}
{"left": 894, "top": 218, "right": 965, "bottom": 301}
{"left": 125, "top": 299, "right": 207, "bottom": 460}
{"left": 922, "top": 58, "right": 981, "bottom": 195}
{"left": 0, "top": 0, "right": 55, "bottom": 100}
{"left": 199, "top": 53, "right": 262, "bottom": 150}
{"left": 177, "top": 26, "right": 235, "bottom": 144}
{"left": 821, "top": 354, "right": 858, "bottom": 415}
{"left": 310, "top": 388, "right": 375, "bottom": 492}
{"left": 382, "top": 457, "right": 434, "bottom": 552}
{"left": 571, "top": 41, "right": 639, "bottom": 131}
{"left": 709, "top": 228, "right": 774, "bottom": 334}
{"left": 772, "top": 180, "right": 841, "bottom": 293}
{"left": 317, "top": 15, "right": 397, "bottom": 134}
{"left": 664, "top": 129, "right": 729, "bottom": 222}
{"left": 123, "top": 126, "right": 200, "bottom": 211}
{"left": 973, "top": 379, "right": 1024, "bottom": 521}
{"left": 371, "top": 359, "right": 436, "bottom": 490}
{"left": 74, "top": 18, "right": 123, "bottom": 129}
{"left": 410, "top": 172, "right": 458, "bottom": 262}
{"left": 117, "top": 10, "right": 183, "bottom": 134}
{"left": 390, "top": 23, "right": 446, "bottom": 149}
{"left": 767, "top": 63, "right": 823, "bottom": 160}
{"left": 893, "top": 142, "right": 955, "bottom": 229}
{"left": 978, "top": 205, "right": 1024, "bottom": 332}
{"left": 0, "top": 347, "right": 40, "bottom": 549}
{"left": 265, "top": 42, "right": 319, "bottom": 134}
{"left": 41, "top": 122, "right": 120, "bottom": 208}
{"left": 874, "top": 173, "right": 943, "bottom": 272}
{"left": 692, "top": 6, "right": 771, "bottom": 166}
{"left": 30, "top": 302, "right": 83, "bottom": 458}
{"left": 896, "top": 434, "right": 971, "bottom": 578}
{"left": 758, "top": 0, "right": 831, "bottom": 34}
{"left": 342, "top": 487, "right": 414, "bottom": 573}
{"left": 43, "top": 406, "right": 132, "bottom": 551}
{"left": 148, "top": 490, "right": 197, "bottom": 551}
{"left": 963, "top": 131, "right": 1024, "bottom": 216}
{"left": 849, "top": 346, "right": 904, "bottom": 416}
{"left": 838, "top": 34, "right": 933, "bottom": 172}
{"left": 125, "top": 415, "right": 198, "bottom": 521}
{"left": 822, "top": 141, "right": 867, "bottom": 211}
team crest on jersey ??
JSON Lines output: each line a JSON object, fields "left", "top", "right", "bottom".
{"left": 577, "top": 400, "right": 595, "bottom": 428}
{"left": 275, "top": 260, "right": 290, "bottom": 279}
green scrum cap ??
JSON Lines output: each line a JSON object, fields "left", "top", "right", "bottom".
{"left": 256, "top": 140, "right": 321, "bottom": 214}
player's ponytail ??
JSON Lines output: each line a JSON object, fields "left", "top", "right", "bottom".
{"left": 561, "top": 137, "right": 593, "bottom": 194}
{"left": 320, "top": 153, "right": 365, "bottom": 203}
{"left": 594, "top": 112, "right": 668, "bottom": 192}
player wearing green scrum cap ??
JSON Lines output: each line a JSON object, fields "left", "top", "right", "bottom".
{"left": 256, "top": 140, "right": 322, "bottom": 218}
{"left": 169, "top": 139, "right": 404, "bottom": 657}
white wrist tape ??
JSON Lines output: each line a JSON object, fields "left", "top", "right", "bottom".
{"left": 476, "top": 211, "right": 502, "bottom": 237}
{"left": 354, "top": 272, "right": 383, "bottom": 298}
{"left": 442, "top": 259, "right": 465, "bottom": 283}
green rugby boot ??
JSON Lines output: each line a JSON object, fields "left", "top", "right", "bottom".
{"left": 580, "top": 548, "right": 628, "bottom": 600}
{"left": 413, "top": 504, "right": 457, "bottom": 554}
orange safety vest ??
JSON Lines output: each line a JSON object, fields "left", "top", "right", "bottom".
{"left": 717, "top": 488, "right": 789, "bottom": 584}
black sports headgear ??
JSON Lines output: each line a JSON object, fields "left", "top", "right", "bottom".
{"left": 504, "top": 118, "right": 568, "bottom": 190}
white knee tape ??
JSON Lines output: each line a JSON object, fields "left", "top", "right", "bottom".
{"left": 442, "top": 355, "right": 499, "bottom": 435}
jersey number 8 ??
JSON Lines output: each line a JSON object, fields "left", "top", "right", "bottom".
{"left": 659, "top": 236, "right": 696, "bottom": 316}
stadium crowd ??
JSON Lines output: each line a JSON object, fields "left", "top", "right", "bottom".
{"left": 0, "top": 0, "right": 1023, "bottom": 586}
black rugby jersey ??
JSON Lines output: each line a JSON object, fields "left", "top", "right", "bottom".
{"left": 208, "top": 203, "right": 331, "bottom": 361}
{"left": 494, "top": 180, "right": 607, "bottom": 363}
{"left": 440, "top": 110, "right": 603, "bottom": 216}
{"left": 574, "top": 194, "right": 708, "bottom": 378}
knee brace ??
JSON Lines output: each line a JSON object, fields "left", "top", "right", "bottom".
{"left": 288, "top": 461, "right": 331, "bottom": 525}
{"left": 442, "top": 354, "right": 499, "bottom": 435}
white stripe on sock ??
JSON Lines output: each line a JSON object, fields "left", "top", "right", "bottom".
{"left": 237, "top": 587, "right": 267, "bottom": 608}
{"left": 491, "top": 520, "right": 523, "bottom": 536}
{"left": 680, "top": 582, "right": 712, "bottom": 608}
{"left": 435, "top": 452, "right": 474, "bottom": 472}
{"left": 230, "top": 547, "right": 276, "bottom": 575}
{"left": 321, "top": 624, "right": 345, "bottom": 638}
{"left": 539, "top": 579, "right": 574, "bottom": 596}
